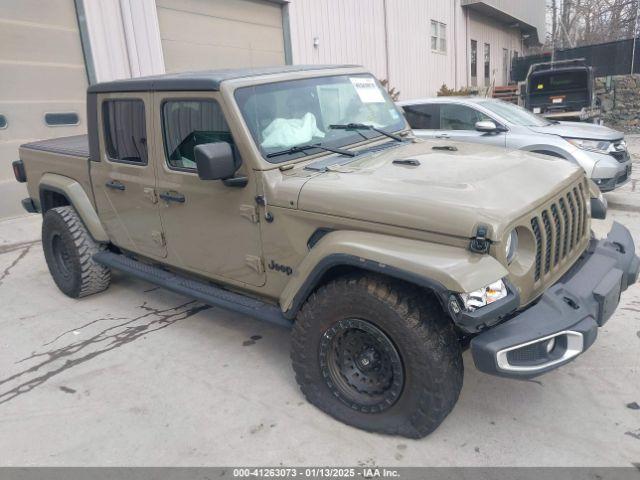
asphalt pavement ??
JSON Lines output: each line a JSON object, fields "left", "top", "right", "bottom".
{"left": 0, "top": 211, "right": 639, "bottom": 467}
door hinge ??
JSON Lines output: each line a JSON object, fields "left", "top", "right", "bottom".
{"left": 151, "top": 230, "right": 165, "bottom": 247}
{"left": 245, "top": 255, "right": 264, "bottom": 274}
{"left": 144, "top": 187, "right": 158, "bottom": 204}
{"left": 240, "top": 204, "right": 259, "bottom": 223}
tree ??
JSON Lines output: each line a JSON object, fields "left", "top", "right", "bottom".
{"left": 546, "top": 0, "right": 639, "bottom": 49}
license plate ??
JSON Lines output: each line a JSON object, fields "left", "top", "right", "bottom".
{"left": 551, "top": 96, "right": 565, "bottom": 104}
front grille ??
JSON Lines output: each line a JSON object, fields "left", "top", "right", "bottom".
{"left": 506, "top": 342, "right": 548, "bottom": 365}
{"left": 611, "top": 151, "right": 628, "bottom": 163}
{"left": 618, "top": 169, "right": 629, "bottom": 183}
{"left": 610, "top": 141, "right": 629, "bottom": 163}
{"left": 530, "top": 181, "right": 589, "bottom": 282}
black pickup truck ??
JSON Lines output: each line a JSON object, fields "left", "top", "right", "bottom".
{"left": 525, "top": 59, "right": 600, "bottom": 122}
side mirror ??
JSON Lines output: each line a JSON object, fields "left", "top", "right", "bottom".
{"left": 475, "top": 120, "right": 499, "bottom": 132}
{"left": 194, "top": 142, "right": 246, "bottom": 186}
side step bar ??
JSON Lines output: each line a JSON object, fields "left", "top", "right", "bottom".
{"left": 94, "top": 252, "right": 292, "bottom": 329}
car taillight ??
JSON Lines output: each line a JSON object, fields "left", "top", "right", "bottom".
{"left": 12, "top": 160, "right": 26, "bottom": 183}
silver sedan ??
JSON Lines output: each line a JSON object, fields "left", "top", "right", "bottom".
{"left": 398, "top": 97, "right": 631, "bottom": 192}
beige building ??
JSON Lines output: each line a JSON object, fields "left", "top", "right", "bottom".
{"left": 0, "top": 0, "right": 544, "bottom": 216}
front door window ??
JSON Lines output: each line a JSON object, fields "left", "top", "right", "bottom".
{"left": 440, "top": 104, "right": 490, "bottom": 131}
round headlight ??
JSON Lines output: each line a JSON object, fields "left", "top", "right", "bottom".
{"left": 505, "top": 229, "right": 518, "bottom": 264}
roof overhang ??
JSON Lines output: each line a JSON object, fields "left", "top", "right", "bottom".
{"left": 461, "top": 0, "right": 542, "bottom": 46}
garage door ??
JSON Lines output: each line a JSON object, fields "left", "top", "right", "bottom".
{"left": 0, "top": 0, "right": 87, "bottom": 186}
{"left": 157, "top": 0, "right": 286, "bottom": 72}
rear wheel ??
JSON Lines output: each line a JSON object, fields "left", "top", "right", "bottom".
{"left": 291, "top": 274, "right": 463, "bottom": 438}
{"left": 42, "top": 206, "right": 111, "bottom": 298}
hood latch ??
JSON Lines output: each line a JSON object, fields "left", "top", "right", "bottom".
{"left": 469, "top": 225, "right": 491, "bottom": 254}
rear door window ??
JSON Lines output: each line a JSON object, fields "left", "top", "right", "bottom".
{"left": 161, "top": 99, "right": 233, "bottom": 171}
{"left": 402, "top": 104, "right": 440, "bottom": 129}
{"left": 102, "top": 99, "right": 147, "bottom": 164}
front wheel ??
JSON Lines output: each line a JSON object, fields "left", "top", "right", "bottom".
{"left": 291, "top": 275, "right": 463, "bottom": 438}
{"left": 42, "top": 206, "right": 111, "bottom": 298}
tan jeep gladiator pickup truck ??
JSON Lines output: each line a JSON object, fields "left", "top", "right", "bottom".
{"left": 13, "top": 65, "right": 639, "bottom": 438}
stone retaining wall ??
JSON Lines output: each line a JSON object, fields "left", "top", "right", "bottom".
{"left": 596, "top": 74, "right": 640, "bottom": 132}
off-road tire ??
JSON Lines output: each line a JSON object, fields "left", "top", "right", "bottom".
{"left": 291, "top": 274, "right": 463, "bottom": 438}
{"left": 42, "top": 206, "right": 111, "bottom": 298}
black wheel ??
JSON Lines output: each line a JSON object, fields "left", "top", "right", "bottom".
{"left": 42, "top": 206, "right": 111, "bottom": 298}
{"left": 291, "top": 275, "right": 463, "bottom": 438}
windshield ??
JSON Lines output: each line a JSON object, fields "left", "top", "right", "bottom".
{"left": 477, "top": 100, "right": 552, "bottom": 127}
{"left": 530, "top": 71, "right": 588, "bottom": 93}
{"left": 235, "top": 74, "right": 406, "bottom": 163}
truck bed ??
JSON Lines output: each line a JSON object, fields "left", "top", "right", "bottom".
{"left": 20, "top": 134, "right": 93, "bottom": 210}
{"left": 21, "top": 134, "right": 89, "bottom": 158}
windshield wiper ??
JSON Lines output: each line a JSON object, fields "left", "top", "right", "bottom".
{"left": 329, "top": 123, "right": 403, "bottom": 142}
{"left": 266, "top": 143, "right": 356, "bottom": 159}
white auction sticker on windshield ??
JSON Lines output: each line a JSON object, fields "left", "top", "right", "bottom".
{"left": 350, "top": 77, "right": 385, "bottom": 103}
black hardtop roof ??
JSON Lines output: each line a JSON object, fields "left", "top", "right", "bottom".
{"left": 87, "top": 64, "right": 360, "bottom": 94}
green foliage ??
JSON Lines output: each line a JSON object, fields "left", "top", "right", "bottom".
{"left": 437, "top": 84, "right": 476, "bottom": 97}
{"left": 379, "top": 79, "right": 400, "bottom": 102}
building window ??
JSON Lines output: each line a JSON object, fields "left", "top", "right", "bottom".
{"left": 470, "top": 40, "right": 478, "bottom": 86}
{"left": 162, "top": 99, "right": 233, "bottom": 172}
{"left": 484, "top": 43, "right": 491, "bottom": 84}
{"left": 0, "top": 114, "right": 6, "bottom": 129}
{"left": 503, "top": 48, "right": 510, "bottom": 84}
{"left": 102, "top": 99, "right": 147, "bottom": 165}
{"left": 430, "top": 20, "right": 447, "bottom": 53}
{"left": 44, "top": 112, "right": 79, "bottom": 126}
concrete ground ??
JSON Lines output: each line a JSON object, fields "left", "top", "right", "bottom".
{"left": 0, "top": 180, "right": 28, "bottom": 220}
{"left": 604, "top": 134, "right": 640, "bottom": 212}
{"left": 0, "top": 211, "right": 639, "bottom": 467}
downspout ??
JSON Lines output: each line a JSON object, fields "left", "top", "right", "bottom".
{"left": 465, "top": 6, "right": 470, "bottom": 86}
{"left": 383, "top": 0, "right": 391, "bottom": 85}
{"left": 282, "top": 2, "right": 293, "bottom": 65}
{"left": 453, "top": 0, "right": 458, "bottom": 89}
{"left": 73, "top": 0, "right": 97, "bottom": 84}
{"left": 631, "top": 0, "right": 639, "bottom": 75}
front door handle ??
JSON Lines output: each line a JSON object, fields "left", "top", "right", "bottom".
{"left": 435, "top": 133, "right": 450, "bottom": 139}
{"left": 159, "top": 191, "right": 185, "bottom": 203}
{"left": 105, "top": 180, "right": 125, "bottom": 191}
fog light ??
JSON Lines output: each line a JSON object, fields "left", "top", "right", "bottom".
{"left": 545, "top": 337, "right": 556, "bottom": 354}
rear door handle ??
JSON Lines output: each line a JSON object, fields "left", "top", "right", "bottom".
{"left": 435, "top": 133, "right": 450, "bottom": 139}
{"left": 105, "top": 180, "right": 125, "bottom": 191}
{"left": 159, "top": 191, "right": 185, "bottom": 203}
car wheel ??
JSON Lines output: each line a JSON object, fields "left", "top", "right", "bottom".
{"left": 291, "top": 274, "right": 463, "bottom": 438}
{"left": 42, "top": 206, "right": 111, "bottom": 298}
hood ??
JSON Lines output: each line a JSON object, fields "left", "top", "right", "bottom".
{"left": 297, "top": 140, "right": 583, "bottom": 240}
{"left": 528, "top": 121, "right": 623, "bottom": 142}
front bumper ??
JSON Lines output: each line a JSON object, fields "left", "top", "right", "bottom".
{"left": 471, "top": 222, "right": 639, "bottom": 379}
{"left": 587, "top": 149, "right": 632, "bottom": 192}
